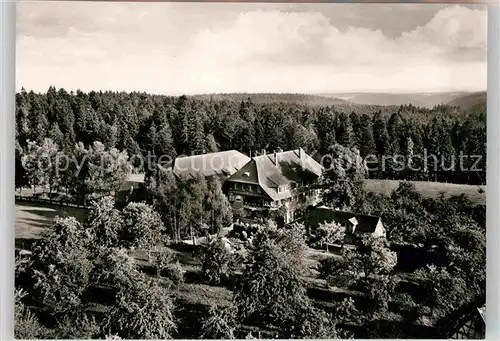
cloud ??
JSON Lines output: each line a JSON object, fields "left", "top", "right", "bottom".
{"left": 183, "top": 5, "right": 486, "bottom": 92}
{"left": 16, "top": 3, "right": 487, "bottom": 94}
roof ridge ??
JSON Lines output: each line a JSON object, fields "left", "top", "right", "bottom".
{"left": 316, "top": 207, "right": 381, "bottom": 219}
{"left": 175, "top": 149, "right": 246, "bottom": 160}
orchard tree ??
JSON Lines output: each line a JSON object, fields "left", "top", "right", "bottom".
{"left": 448, "top": 228, "right": 486, "bottom": 298}
{"left": 102, "top": 278, "right": 177, "bottom": 339}
{"left": 91, "top": 248, "right": 141, "bottom": 291}
{"left": 85, "top": 141, "right": 132, "bottom": 201}
{"left": 415, "top": 265, "right": 468, "bottom": 318}
{"left": 145, "top": 164, "right": 179, "bottom": 241}
{"left": 153, "top": 248, "right": 175, "bottom": 278}
{"left": 29, "top": 217, "right": 93, "bottom": 313}
{"left": 200, "top": 239, "right": 236, "bottom": 285}
{"left": 322, "top": 143, "right": 366, "bottom": 210}
{"left": 121, "top": 202, "right": 165, "bottom": 250}
{"left": 177, "top": 173, "right": 208, "bottom": 240}
{"left": 358, "top": 274, "right": 397, "bottom": 318}
{"left": 22, "top": 138, "right": 63, "bottom": 196}
{"left": 320, "top": 235, "right": 396, "bottom": 287}
{"left": 86, "top": 196, "right": 124, "bottom": 248}
{"left": 320, "top": 247, "right": 361, "bottom": 288}
{"left": 261, "top": 221, "right": 308, "bottom": 273}
{"left": 312, "top": 221, "right": 346, "bottom": 252}
{"left": 356, "top": 235, "right": 397, "bottom": 277}
{"left": 234, "top": 226, "right": 309, "bottom": 327}
{"left": 205, "top": 177, "right": 233, "bottom": 234}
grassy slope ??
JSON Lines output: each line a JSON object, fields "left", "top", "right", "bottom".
{"left": 15, "top": 200, "right": 88, "bottom": 240}
{"left": 365, "top": 179, "right": 486, "bottom": 205}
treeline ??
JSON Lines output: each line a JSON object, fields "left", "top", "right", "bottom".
{"left": 16, "top": 87, "right": 485, "bottom": 185}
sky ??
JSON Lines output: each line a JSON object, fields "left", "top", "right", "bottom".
{"left": 16, "top": 2, "right": 488, "bottom": 95}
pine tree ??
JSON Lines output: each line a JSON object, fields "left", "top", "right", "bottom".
{"left": 28, "top": 94, "right": 49, "bottom": 144}
{"left": 204, "top": 134, "right": 219, "bottom": 153}
{"left": 48, "top": 122, "right": 64, "bottom": 148}
{"left": 336, "top": 112, "right": 354, "bottom": 148}
{"left": 359, "top": 114, "right": 376, "bottom": 158}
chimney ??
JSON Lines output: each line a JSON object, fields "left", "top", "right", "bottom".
{"left": 274, "top": 150, "right": 279, "bottom": 166}
{"left": 298, "top": 147, "right": 305, "bottom": 169}
{"left": 348, "top": 217, "right": 358, "bottom": 234}
{"left": 261, "top": 149, "right": 266, "bottom": 156}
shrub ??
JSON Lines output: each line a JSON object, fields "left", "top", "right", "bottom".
{"left": 164, "top": 261, "right": 185, "bottom": 285}
{"left": 393, "top": 293, "right": 419, "bottom": 321}
{"left": 50, "top": 311, "right": 100, "bottom": 339}
{"left": 102, "top": 279, "right": 177, "bottom": 339}
{"left": 357, "top": 275, "right": 397, "bottom": 317}
{"left": 154, "top": 249, "right": 175, "bottom": 277}
{"left": 281, "top": 302, "right": 339, "bottom": 339}
{"left": 200, "top": 304, "right": 238, "bottom": 339}
{"left": 14, "top": 289, "right": 47, "bottom": 339}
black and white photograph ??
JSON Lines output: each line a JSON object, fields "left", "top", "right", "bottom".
{"left": 13, "top": 1, "right": 487, "bottom": 339}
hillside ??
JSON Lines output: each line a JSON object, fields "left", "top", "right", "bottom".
{"left": 446, "top": 91, "right": 487, "bottom": 112}
{"left": 320, "top": 92, "right": 468, "bottom": 108}
{"left": 190, "top": 93, "right": 349, "bottom": 107}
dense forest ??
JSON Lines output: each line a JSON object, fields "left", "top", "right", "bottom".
{"left": 16, "top": 87, "right": 486, "bottom": 187}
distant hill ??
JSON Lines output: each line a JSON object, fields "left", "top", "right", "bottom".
{"left": 190, "top": 93, "right": 349, "bottom": 107}
{"left": 446, "top": 91, "right": 486, "bottom": 113}
{"left": 319, "top": 92, "right": 469, "bottom": 108}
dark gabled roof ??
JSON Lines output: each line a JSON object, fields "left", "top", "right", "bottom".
{"left": 300, "top": 206, "right": 382, "bottom": 234}
{"left": 226, "top": 148, "right": 323, "bottom": 201}
{"left": 226, "top": 159, "right": 260, "bottom": 185}
{"left": 173, "top": 150, "right": 250, "bottom": 180}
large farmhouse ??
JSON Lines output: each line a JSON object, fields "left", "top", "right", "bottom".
{"left": 224, "top": 148, "right": 323, "bottom": 224}
{"left": 173, "top": 150, "right": 251, "bottom": 182}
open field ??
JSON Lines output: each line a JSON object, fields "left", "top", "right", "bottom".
{"left": 365, "top": 179, "right": 486, "bottom": 205}
{"left": 15, "top": 200, "right": 88, "bottom": 241}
